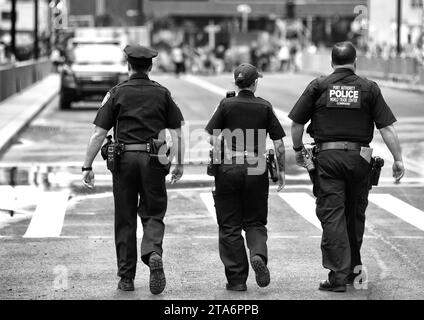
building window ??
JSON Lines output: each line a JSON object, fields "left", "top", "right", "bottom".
{"left": 411, "top": 0, "right": 423, "bottom": 8}
{"left": 1, "top": 11, "right": 12, "bottom": 20}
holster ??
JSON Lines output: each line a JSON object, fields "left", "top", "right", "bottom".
{"left": 266, "top": 150, "right": 278, "bottom": 183}
{"left": 149, "top": 139, "right": 171, "bottom": 175}
{"left": 103, "top": 138, "right": 124, "bottom": 174}
{"left": 369, "top": 156, "right": 384, "bottom": 189}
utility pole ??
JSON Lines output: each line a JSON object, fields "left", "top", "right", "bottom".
{"left": 396, "top": 0, "right": 402, "bottom": 56}
{"left": 11, "top": 0, "right": 17, "bottom": 59}
{"left": 137, "top": 0, "right": 144, "bottom": 25}
{"left": 34, "top": 0, "right": 39, "bottom": 59}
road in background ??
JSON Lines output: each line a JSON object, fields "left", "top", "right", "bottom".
{"left": 1, "top": 72, "right": 424, "bottom": 299}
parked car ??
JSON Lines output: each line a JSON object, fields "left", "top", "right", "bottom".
{"left": 59, "top": 38, "right": 127, "bottom": 109}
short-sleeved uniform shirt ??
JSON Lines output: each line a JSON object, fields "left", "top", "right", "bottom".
{"left": 205, "top": 90, "right": 285, "bottom": 155}
{"left": 288, "top": 68, "right": 396, "bottom": 144}
{"left": 94, "top": 73, "right": 184, "bottom": 143}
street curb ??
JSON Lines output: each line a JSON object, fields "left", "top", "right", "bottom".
{"left": 0, "top": 75, "right": 59, "bottom": 157}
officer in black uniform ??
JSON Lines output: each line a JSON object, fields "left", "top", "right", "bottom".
{"left": 205, "top": 63, "right": 286, "bottom": 291}
{"left": 82, "top": 45, "right": 185, "bottom": 294}
{"left": 289, "top": 41, "right": 405, "bottom": 292}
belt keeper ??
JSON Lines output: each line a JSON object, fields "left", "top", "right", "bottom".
{"left": 343, "top": 142, "right": 348, "bottom": 151}
{"left": 146, "top": 143, "right": 150, "bottom": 153}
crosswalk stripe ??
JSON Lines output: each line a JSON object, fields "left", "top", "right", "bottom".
{"left": 137, "top": 216, "right": 143, "bottom": 239}
{"left": 369, "top": 194, "right": 424, "bottom": 232}
{"left": 199, "top": 193, "right": 217, "bottom": 223}
{"left": 278, "top": 192, "right": 322, "bottom": 230}
{"left": 23, "top": 191, "right": 70, "bottom": 238}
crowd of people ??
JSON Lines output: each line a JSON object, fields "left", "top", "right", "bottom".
{"left": 155, "top": 39, "right": 306, "bottom": 76}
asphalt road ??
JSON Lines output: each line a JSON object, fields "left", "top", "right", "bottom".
{"left": 1, "top": 72, "right": 424, "bottom": 300}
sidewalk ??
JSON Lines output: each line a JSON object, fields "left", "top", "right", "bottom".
{"left": 0, "top": 74, "right": 60, "bottom": 156}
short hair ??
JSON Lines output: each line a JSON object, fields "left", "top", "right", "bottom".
{"left": 331, "top": 41, "right": 357, "bottom": 66}
{"left": 128, "top": 57, "right": 152, "bottom": 73}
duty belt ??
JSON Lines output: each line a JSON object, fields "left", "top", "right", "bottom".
{"left": 316, "top": 141, "right": 367, "bottom": 152}
{"left": 123, "top": 143, "right": 150, "bottom": 152}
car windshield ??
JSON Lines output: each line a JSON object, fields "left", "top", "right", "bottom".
{"left": 71, "top": 44, "right": 124, "bottom": 65}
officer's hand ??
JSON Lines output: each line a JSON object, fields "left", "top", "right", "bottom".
{"left": 277, "top": 171, "right": 285, "bottom": 192}
{"left": 82, "top": 170, "right": 95, "bottom": 189}
{"left": 171, "top": 164, "right": 184, "bottom": 184}
{"left": 295, "top": 150, "right": 305, "bottom": 167}
{"left": 392, "top": 160, "right": 405, "bottom": 184}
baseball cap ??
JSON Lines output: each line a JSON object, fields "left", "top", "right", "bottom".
{"left": 234, "top": 63, "right": 263, "bottom": 87}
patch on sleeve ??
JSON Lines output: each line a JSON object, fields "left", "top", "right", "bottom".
{"left": 101, "top": 92, "right": 111, "bottom": 107}
{"left": 327, "top": 84, "right": 361, "bottom": 109}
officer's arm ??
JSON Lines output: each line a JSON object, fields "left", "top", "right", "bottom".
{"left": 169, "top": 128, "right": 185, "bottom": 165}
{"left": 83, "top": 126, "right": 108, "bottom": 168}
{"left": 273, "top": 139, "right": 286, "bottom": 173}
{"left": 291, "top": 121, "right": 305, "bottom": 149}
{"left": 379, "top": 124, "right": 405, "bottom": 182}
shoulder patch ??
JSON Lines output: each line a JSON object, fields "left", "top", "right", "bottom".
{"left": 101, "top": 92, "right": 111, "bottom": 107}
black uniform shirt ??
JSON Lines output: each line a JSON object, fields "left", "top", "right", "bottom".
{"left": 288, "top": 68, "right": 396, "bottom": 144}
{"left": 94, "top": 73, "right": 184, "bottom": 143}
{"left": 205, "top": 90, "right": 285, "bottom": 154}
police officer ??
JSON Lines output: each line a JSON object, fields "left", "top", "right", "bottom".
{"left": 205, "top": 63, "right": 286, "bottom": 291}
{"left": 82, "top": 45, "right": 185, "bottom": 294}
{"left": 289, "top": 41, "right": 405, "bottom": 292}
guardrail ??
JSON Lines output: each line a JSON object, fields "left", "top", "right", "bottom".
{"left": 0, "top": 58, "right": 52, "bottom": 103}
{"left": 301, "top": 53, "right": 424, "bottom": 85}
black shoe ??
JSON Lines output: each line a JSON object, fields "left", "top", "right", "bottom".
{"left": 226, "top": 283, "right": 247, "bottom": 291}
{"left": 148, "top": 252, "right": 166, "bottom": 295}
{"left": 250, "top": 255, "right": 270, "bottom": 288}
{"left": 318, "top": 280, "right": 346, "bottom": 292}
{"left": 117, "top": 277, "right": 134, "bottom": 291}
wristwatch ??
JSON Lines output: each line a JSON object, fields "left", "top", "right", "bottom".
{"left": 82, "top": 166, "right": 93, "bottom": 172}
{"left": 293, "top": 145, "right": 304, "bottom": 152}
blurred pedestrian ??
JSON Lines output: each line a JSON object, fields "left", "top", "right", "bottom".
{"left": 278, "top": 43, "right": 290, "bottom": 72}
{"left": 171, "top": 45, "right": 186, "bottom": 77}
{"left": 289, "top": 41, "right": 405, "bottom": 292}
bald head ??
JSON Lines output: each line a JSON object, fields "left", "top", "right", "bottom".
{"left": 331, "top": 41, "right": 357, "bottom": 66}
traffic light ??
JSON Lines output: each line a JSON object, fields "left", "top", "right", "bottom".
{"left": 286, "top": 0, "right": 296, "bottom": 19}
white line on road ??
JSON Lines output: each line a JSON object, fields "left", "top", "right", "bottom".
{"left": 278, "top": 192, "right": 322, "bottom": 231}
{"left": 369, "top": 194, "right": 424, "bottom": 232}
{"left": 199, "top": 192, "right": 217, "bottom": 223}
{"left": 23, "top": 191, "right": 70, "bottom": 238}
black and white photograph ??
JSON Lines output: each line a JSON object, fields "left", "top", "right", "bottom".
{"left": 0, "top": 0, "right": 423, "bottom": 312}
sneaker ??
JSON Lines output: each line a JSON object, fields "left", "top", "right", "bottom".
{"left": 226, "top": 283, "right": 247, "bottom": 291}
{"left": 148, "top": 252, "right": 166, "bottom": 295}
{"left": 318, "top": 280, "right": 346, "bottom": 292}
{"left": 250, "top": 255, "right": 270, "bottom": 288}
{"left": 117, "top": 277, "right": 134, "bottom": 291}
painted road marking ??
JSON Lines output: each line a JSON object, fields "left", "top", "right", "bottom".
{"left": 137, "top": 215, "right": 143, "bottom": 239}
{"left": 278, "top": 192, "right": 322, "bottom": 231}
{"left": 23, "top": 191, "right": 70, "bottom": 238}
{"left": 369, "top": 194, "right": 424, "bottom": 232}
{"left": 199, "top": 192, "right": 217, "bottom": 223}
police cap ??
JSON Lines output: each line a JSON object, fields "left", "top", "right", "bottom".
{"left": 124, "top": 45, "right": 158, "bottom": 60}
{"left": 234, "top": 63, "right": 263, "bottom": 88}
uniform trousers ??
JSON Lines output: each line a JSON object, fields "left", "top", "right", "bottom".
{"left": 213, "top": 160, "right": 269, "bottom": 285}
{"left": 112, "top": 152, "right": 168, "bottom": 279}
{"left": 314, "top": 150, "right": 371, "bottom": 285}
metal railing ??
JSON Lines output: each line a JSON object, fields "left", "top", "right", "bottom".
{"left": 0, "top": 58, "right": 52, "bottom": 103}
{"left": 301, "top": 52, "right": 424, "bottom": 85}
